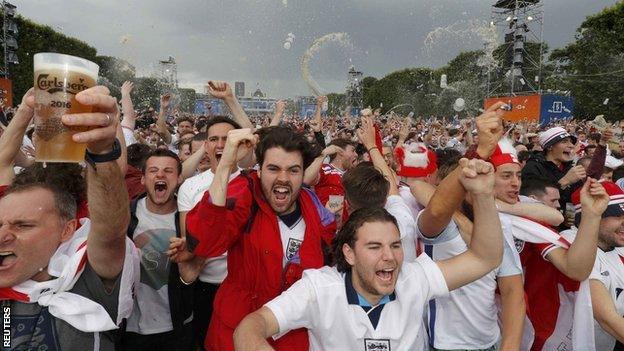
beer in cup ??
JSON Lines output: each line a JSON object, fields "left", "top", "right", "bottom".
{"left": 33, "top": 53, "right": 99, "bottom": 162}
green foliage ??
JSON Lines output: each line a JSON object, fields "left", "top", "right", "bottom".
{"left": 178, "top": 88, "right": 197, "bottom": 113}
{"left": 548, "top": 1, "right": 624, "bottom": 120}
{"left": 326, "top": 93, "right": 345, "bottom": 115}
{"left": 9, "top": 16, "right": 97, "bottom": 103}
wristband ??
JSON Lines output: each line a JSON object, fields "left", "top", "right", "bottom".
{"left": 368, "top": 146, "right": 379, "bottom": 153}
{"left": 85, "top": 138, "right": 122, "bottom": 170}
{"left": 179, "top": 276, "right": 195, "bottom": 286}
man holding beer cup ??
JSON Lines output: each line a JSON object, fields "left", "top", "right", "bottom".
{"left": 0, "top": 52, "right": 140, "bottom": 351}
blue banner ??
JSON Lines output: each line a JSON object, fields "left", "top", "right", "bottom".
{"left": 300, "top": 104, "right": 317, "bottom": 118}
{"left": 539, "top": 95, "right": 574, "bottom": 125}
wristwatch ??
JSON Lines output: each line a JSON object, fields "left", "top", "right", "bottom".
{"left": 85, "top": 138, "right": 122, "bottom": 169}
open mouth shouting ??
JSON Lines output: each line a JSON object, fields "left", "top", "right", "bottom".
{"left": 376, "top": 267, "right": 396, "bottom": 284}
{"left": 154, "top": 181, "right": 168, "bottom": 198}
{"left": 272, "top": 184, "right": 292, "bottom": 210}
{"left": 0, "top": 251, "right": 17, "bottom": 270}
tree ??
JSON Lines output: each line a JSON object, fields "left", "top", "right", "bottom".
{"left": 326, "top": 93, "right": 345, "bottom": 115}
{"left": 178, "top": 88, "right": 197, "bottom": 113}
{"left": 9, "top": 16, "right": 98, "bottom": 103}
{"left": 549, "top": 1, "right": 624, "bottom": 120}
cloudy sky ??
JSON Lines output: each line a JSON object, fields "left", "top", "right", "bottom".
{"left": 17, "top": 0, "right": 618, "bottom": 98}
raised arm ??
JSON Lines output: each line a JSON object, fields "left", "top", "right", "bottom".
{"left": 419, "top": 103, "right": 505, "bottom": 237}
{"left": 156, "top": 93, "right": 172, "bottom": 144}
{"left": 120, "top": 81, "right": 136, "bottom": 130}
{"left": 436, "top": 158, "right": 503, "bottom": 291}
{"left": 0, "top": 89, "right": 34, "bottom": 185}
{"left": 358, "top": 116, "right": 398, "bottom": 196}
{"left": 269, "top": 100, "right": 286, "bottom": 127}
{"left": 180, "top": 143, "right": 205, "bottom": 181}
{"left": 61, "top": 86, "right": 129, "bottom": 282}
{"left": 303, "top": 145, "right": 343, "bottom": 186}
{"left": 546, "top": 178, "right": 608, "bottom": 281}
{"left": 207, "top": 81, "right": 254, "bottom": 130}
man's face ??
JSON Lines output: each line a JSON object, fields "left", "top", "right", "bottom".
{"left": 578, "top": 133, "right": 587, "bottom": 142}
{"left": 177, "top": 121, "right": 194, "bottom": 136}
{"left": 344, "top": 221, "right": 403, "bottom": 301}
{"left": 585, "top": 146, "right": 596, "bottom": 158}
{"left": 494, "top": 163, "right": 522, "bottom": 204}
{"left": 532, "top": 187, "right": 561, "bottom": 210}
{"left": 0, "top": 188, "right": 75, "bottom": 288}
{"left": 141, "top": 156, "right": 181, "bottom": 206}
{"left": 258, "top": 147, "right": 304, "bottom": 215}
{"left": 602, "top": 171, "right": 613, "bottom": 182}
{"left": 206, "top": 122, "right": 235, "bottom": 171}
{"left": 178, "top": 143, "right": 191, "bottom": 162}
{"left": 549, "top": 138, "right": 575, "bottom": 163}
{"left": 341, "top": 145, "right": 358, "bottom": 170}
{"left": 190, "top": 139, "right": 210, "bottom": 172}
{"left": 598, "top": 216, "right": 624, "bottom": 250}
{"left": 382, "top": 146, "right": 397, "bottom": 170}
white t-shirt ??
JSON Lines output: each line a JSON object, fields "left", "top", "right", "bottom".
{"left": 277, "top": 213, "right": 306, "bottom": 266}
{"left": 177, "top": 168, "right": 241, "bottom": 284}
{"left": 590, "top": 247, "right": 624, "bottom": 351}
{"left": 415, "top": 212, "right": 523, "bottom": 349}
{"left": 385, "top": 195, "right": 417, "bottom": 263}
{"left": 127, "top": 198, "right": 177, "bottom": 335}
{"left": 398, "top": 185, "right": 423, "bottom": 220}
{"left": 265, "top": 254, "right": 449, "bottom": 351}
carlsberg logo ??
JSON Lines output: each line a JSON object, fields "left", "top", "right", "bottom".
{"left": 37, "top": 74, "right": 90, "bottom": 95}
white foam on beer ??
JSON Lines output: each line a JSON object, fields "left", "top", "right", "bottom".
{"left": 35, "top": 62, "right": 98, "bottom": 81}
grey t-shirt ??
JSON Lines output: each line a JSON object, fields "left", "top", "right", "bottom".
{"left": 6, "top": 263, "right": 121, "bottom": 351}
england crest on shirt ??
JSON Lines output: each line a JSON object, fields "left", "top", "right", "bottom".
{"left": 364, "top": 338, "right": 390, "bottom": 351}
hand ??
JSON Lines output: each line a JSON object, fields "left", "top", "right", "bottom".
{"left": 207, "top": 81, "right": 234, "bottom": 101}
{"left": 321, "top": 145, "right": 344, "bottom": 158}
{"left": 475, "top": 102, "right": 506, "bottom": 159}
{"left": 458, "top": 158, "right": 495, "bottom": 195}
{"left": 357, "top": 116, "right": 377, "bottom": 149}
{"left": 562, "top": 165, "right": 587, "bottom": 186}
{"left": 121, "top": 81, "right": 134, "bottom": 96}
{"left": 600, "top": 129, "right": 613, "bottom": 146}
{"left": 398, "top": 120, "right": 410, "bottom": 141}
{"left": 316, "top": 95, "right": 327, "bottom": 107}
{"left": 61, "top": 86, "right": 119, "bottom": 155}
{"left": 221, "top": 128, "right": 258, "bottom": 168}
{"left": 275, "top": 100, "right": 286, "bottom": 115}
{"left": 580, "top": 178, "right": 609, "bottom": 216}
{"left": 160, "top": 93, "right": 171, "bottom": 110}
{"left": 166, "top": 237, "right": 195, "bottom": 263}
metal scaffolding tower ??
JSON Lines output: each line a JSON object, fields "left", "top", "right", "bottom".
{"left": 346, "top": 65, "right": 363, "bottom": 109}
{"left": 487, "top": 0, "right": 544, "bottom": 97}
{"left": 1, "top": 1, "right": 17, "bottom": 78}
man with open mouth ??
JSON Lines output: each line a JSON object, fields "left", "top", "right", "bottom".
{"left": 182, "top": 126, "right": 336, "bottom": 351}
{"left": 522, "top": 126, "right": 608, "bottom": 220}
{"left": 233, "top": 155, "right": 504, "bottom": 351}
{"left": 121, "top": 149, "right": 194, "bottom": 350}
{"left": 0, "top": 86, "right": 139, "bottom": 351}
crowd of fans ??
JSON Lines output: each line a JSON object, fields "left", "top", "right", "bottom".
{"left": 1, "top": 79, "right": 624, "bottom": 351}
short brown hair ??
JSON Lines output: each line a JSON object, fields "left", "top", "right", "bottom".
{"left": 327, "top": 138, "right": 356, "bottom": 162}
{"left": 255, "top": 126, "right": 317, "bottom": 170}
{"left": 332, "top": 207, "right": 398, "bottom": 272}
{"left": 342, "top": 162, "right": 389, "bottom": 210}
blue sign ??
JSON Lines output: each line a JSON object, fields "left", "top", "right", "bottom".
{"left": 300, "top": 104, "right": 317, "bottom": 118}
{"left": 539, "top": 95, "right": 574, "bottom": 125}
{"left": 195, "top": 99, "right": 227, "bottom": 115}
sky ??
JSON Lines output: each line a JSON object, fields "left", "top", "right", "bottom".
{"left": 16, "top": 0, "right": 619, "bottom": 98}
